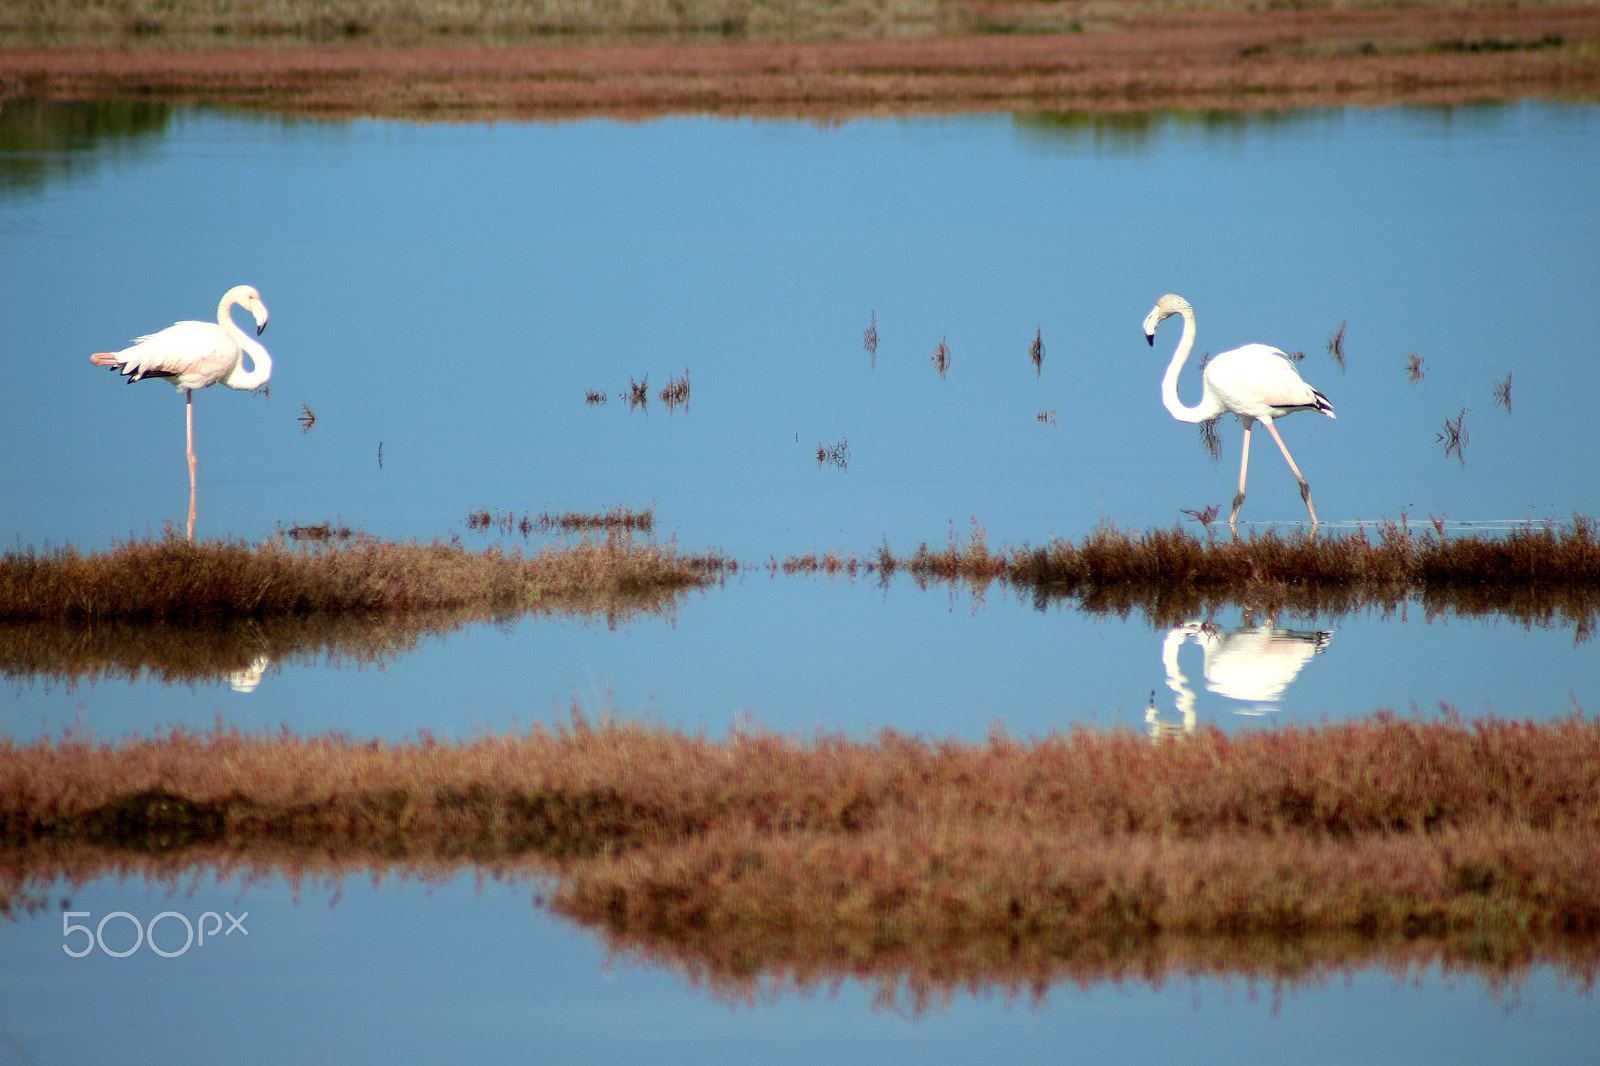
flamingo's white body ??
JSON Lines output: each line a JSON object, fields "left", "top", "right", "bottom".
{"left": 90, "top": 285, "right": 272, "bottom": 539}
{"left": 1142, "top": 294, "right": 1334, "bottom": 527}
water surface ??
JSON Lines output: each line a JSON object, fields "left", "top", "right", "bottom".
{"left": 1, "top": 99, "right": 1597, "bottom": 1063}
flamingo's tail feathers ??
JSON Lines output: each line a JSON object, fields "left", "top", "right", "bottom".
{"left": 1313, "top": 389, "right": 1336, "bottom": 420}
{"left": 91, "top": 352, "right": 177, "bottom": 384}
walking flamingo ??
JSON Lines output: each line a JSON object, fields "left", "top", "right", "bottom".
{"left": 1142, "top": 294, "right": 1334, "bottom": 527}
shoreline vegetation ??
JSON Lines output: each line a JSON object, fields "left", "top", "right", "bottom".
{"left": 3, "top": 713, "right": 1597, "bottom": 1000}
{"left": 0, "top": 518, "right": 1593, "bottom": 685}
{"left": 1, "top": 2, "right": 1598, "bottom": 119}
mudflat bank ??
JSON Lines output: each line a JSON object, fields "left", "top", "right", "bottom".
{"left": 3, "top": 7, "right": 1598, "bottom": 119}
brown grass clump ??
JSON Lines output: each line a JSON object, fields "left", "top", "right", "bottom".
{"left": 783, "top": 518, "right": 1600, "bottom": 633}
{"left": 0, "top": 528, "right": 726, "bottom": 626}
{"left": 3, "top": 713, "right": 1598, "bottom": 1001}
{"left": 0, "top": 528, "right": 725, "bottom": 685}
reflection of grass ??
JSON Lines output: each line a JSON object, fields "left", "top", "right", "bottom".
{"left": 3, "top": 713, "right": 1598, "bottom": 1001}
{"left": 0, "top": 610, "right": 486, "bottom": 689}
{"left": 786, "top": 519, "right": 1600, "bottom": 632}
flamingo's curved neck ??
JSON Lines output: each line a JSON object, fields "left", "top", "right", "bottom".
{"left": 217, "top": 293, "right": 272, "bottom": 391}
{"left": 1161, "top": 306, "right": 1221, "bottom": 424}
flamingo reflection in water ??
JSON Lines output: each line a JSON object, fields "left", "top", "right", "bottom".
{"left": 223, "top": 655, "right": 272, "bottom": 693}
{"left": 1146, "top": 613, "right": 1333, "bottom": 739}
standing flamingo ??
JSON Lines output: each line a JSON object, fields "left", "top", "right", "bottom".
{"left": 1142, "top": 294, "right": 1334, "bottom": 527}
{"left": 90, "top": 285, "right": 272, "bottom": 540}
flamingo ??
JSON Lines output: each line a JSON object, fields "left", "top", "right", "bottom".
{"left": 1142, "top": 294, "right": 1334, "bottom": 527}
{"left": 90, "top": 285, "right": 272, "bottom": 540}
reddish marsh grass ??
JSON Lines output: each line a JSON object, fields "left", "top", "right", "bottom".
{"left": 5, "top": 8, "right": 1597, "bottom": 120}
{"left": 3, "top": 714, "right": 1598, "bottom": 997}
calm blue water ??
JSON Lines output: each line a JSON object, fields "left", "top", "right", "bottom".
{"left": 1, "top": 100, "right": 1597, "bottom": 1062}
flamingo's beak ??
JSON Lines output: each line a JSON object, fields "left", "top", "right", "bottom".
{"left": 1145, "top": 333, "right": 1154, "bottom": 347}
{"left": 257, "top": 322, "right": 266, "bottom": 336}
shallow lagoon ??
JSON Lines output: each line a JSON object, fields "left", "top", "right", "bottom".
{"left": 1, "top": 99, "right": 1597, "bottom": 1062}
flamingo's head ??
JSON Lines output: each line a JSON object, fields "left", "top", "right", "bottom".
{"left": 1142, "top": 293, "right": 1192, "bottom": 346}
{"left": 224, "top": 284, "right": 270, "bottom": 335}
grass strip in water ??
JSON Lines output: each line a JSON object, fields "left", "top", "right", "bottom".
{"left": 785, "top": 519, "right": 1600, "bottom": 631}
{"left": 0, "top": 529, "right": 733, "bottom": 625}
{"left": 2, "top": 713, "right": 1597, "bottom": 998}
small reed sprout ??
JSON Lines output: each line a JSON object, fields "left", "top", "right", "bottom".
{"left": 1438, "top": 408, "right": 1469, "bottom": 463}
{"left": 931, "top": 336, "right": 950, "bottom": 379}
{"left": 1029, "top": 326, "right": 1044, "bottom": 376}
{"left": 862, "top": 310, "right": 878, "bottom": 365}
{"left": 816, "top": 438, "right": 849, "bottom": 470}
{"left": 297, "top": 403, "right": 316, "bottom": 433}
{"left": 1493, "top": 371, "right": 1513, "bottom": 413}
{"left": 584, "top": 389, "right": 608, "bottom": 406}
{"left": 1036, "top": 409, "right": 1057, "bottom": 425}
{"left": 1407, "top": 352, "right": 1426, "bottom": 382}
{"left": 1180, "top": 505, "right": 1219, "bottom": 534}
{"left": 1326, "top": 319, "right": 1347, "bottom": 372}
{"left": 659, "top": 367, "right": 691, "bottom": 412}
{"left": 624, "top": 375, "right": 649, "bottom": 411}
